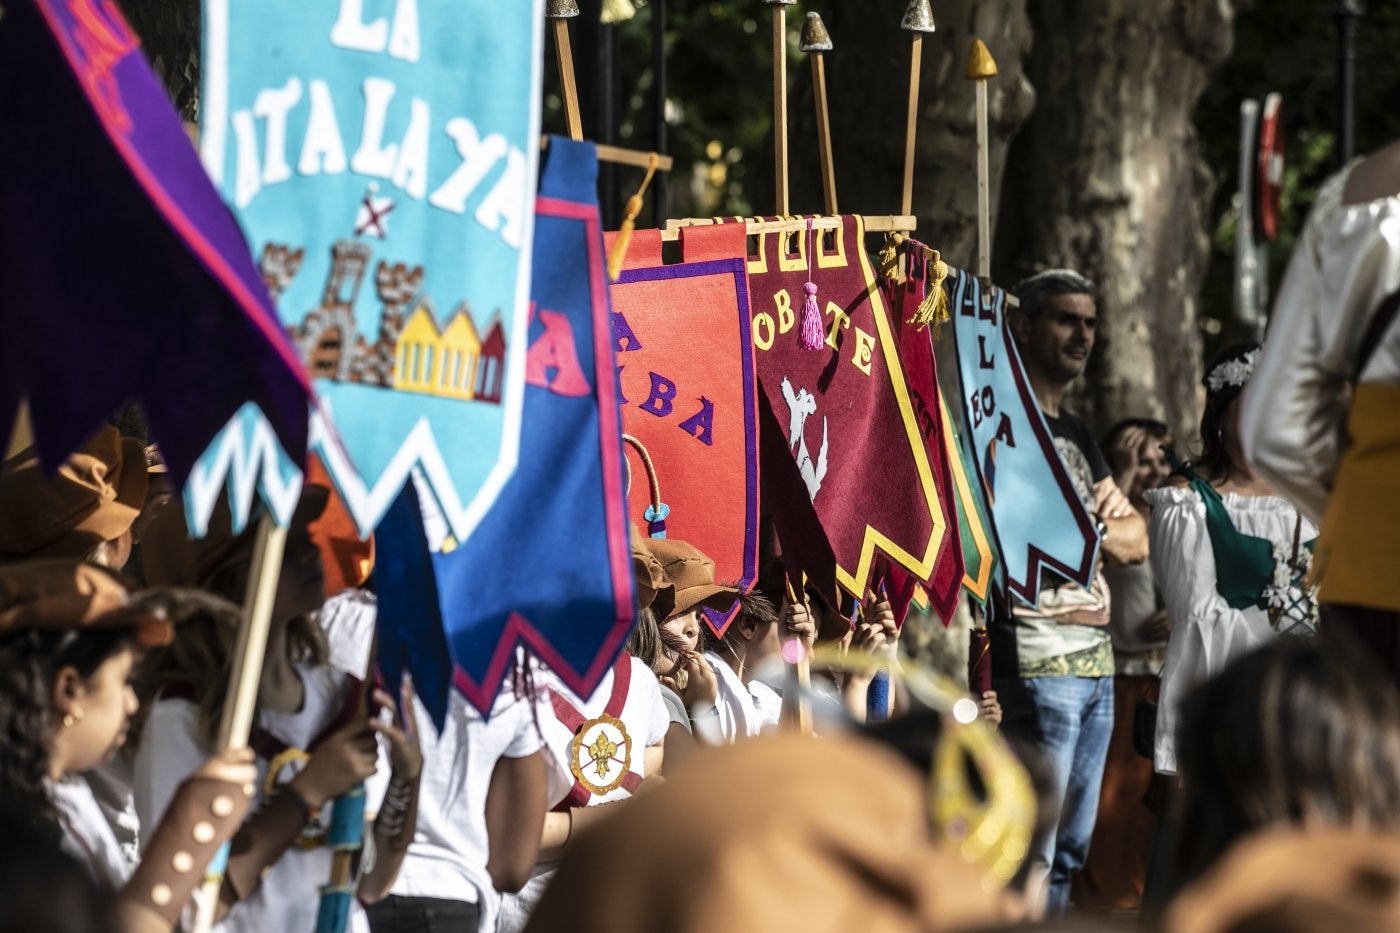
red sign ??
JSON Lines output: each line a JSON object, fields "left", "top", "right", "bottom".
{"left": 608, "top": 225, "right": 759, "bottom": 633}
{"left": 741, "top": 215, "right": 953, "bottom": 603}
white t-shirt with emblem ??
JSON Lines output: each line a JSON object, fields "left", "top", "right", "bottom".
{"left": 498, "top": 655, "right": 669, "bottom": 933}
{"left": 132, "top": 664, "right": 386, "bottom": 933}
{"left": 387, "top": 677, "right": 549, "bottom": 933}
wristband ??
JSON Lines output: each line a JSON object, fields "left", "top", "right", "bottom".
{"left": 691, "top": 705, "right": 719, "bottom": 721}
{"left": 282, "top": 783, "right": 320, "bottom": 825}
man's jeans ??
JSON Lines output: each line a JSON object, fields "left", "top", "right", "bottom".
{"left": 994, "top": 674, "right": 1114, "bottom": 915}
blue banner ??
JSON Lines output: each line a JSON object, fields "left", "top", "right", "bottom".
{"left": 188, "top": 0, "right": 542, "bottom": 538}
{"left": 948, "top": 271, "right": 1098, "bottom": 605}
{"left": 377, "top": 139, "right": 634, "bottom": 723}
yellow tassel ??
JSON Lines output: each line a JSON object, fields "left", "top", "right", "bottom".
{"left": 607, "top": 153, "right": 659, "bottom": 282}
{"left": 909, "top": 254, "right": 951, "bottom": 338}
{"left": 600, "top": 0, "right": 635, "bottom": 24}
{"left": 877, "top": 232, "right": 902, "bottom": 283}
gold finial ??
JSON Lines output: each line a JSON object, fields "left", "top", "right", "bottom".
{"left": 546, "top": 0, "right": 579, "bottom": 18}
{"left": 965, "top": 39, "right": 998, "bottom": 80}
{"left": 799, "top": 12, "right": 832, "bottom": 52}
{"left": 599, "top": 0, "right": 635, "bottom": 24}
{"left": 901, "top": 0, "right": 935, "bottom": 33}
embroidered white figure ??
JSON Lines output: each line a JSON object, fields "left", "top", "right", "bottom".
{"left": 781, "top": 376, "right": 829, "bottom": 501}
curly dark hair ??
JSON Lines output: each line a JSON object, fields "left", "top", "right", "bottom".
{"left": 0, "top": 626, "right": 138, "bottom": 846}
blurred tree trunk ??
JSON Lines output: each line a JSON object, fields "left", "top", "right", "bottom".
{"left": 117, "top": 0, "right": 200, "bottom": 121}
{"left": 995, "top": 1, "right": 1239, "bottom": 443}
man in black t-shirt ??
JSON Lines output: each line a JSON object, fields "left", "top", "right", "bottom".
{"left": 994, "top": 269, "right": 1148, "bottom": 915}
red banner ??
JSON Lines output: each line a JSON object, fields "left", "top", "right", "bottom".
{"left": 741, "top": 215, "right": 953, "bottom": 605}
{"left": 607, "top": 225, "right": 759, "bottom": 633}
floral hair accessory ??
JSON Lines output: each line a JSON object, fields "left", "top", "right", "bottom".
{"left": 1205, "top": 349, "right": 1259, "bottom": 393}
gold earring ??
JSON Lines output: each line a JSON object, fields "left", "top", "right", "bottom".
{"left": 63, "top": 706, "right": 85, "bottom": 728}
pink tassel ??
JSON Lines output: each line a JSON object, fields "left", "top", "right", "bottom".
{"left": 798, "top": 281, "right": 824, "bottom": 350}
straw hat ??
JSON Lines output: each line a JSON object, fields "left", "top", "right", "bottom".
{"left": 0, "top": 425, "right": 148, "bottom": 559}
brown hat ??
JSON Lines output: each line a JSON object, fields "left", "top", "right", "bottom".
{"left": 631, "top": 525, "right": 675, "bottom": 618}
{"left": 0, "top": 559, "right": 167, "bottom": 644}
{"left": 141, "top": 484, "right": 330, "bottom": 589}
{"left": 1164, "top": 828, "right": 1400, "bottom": 933}
{"left": 526, "top": 732, "right": 1012, "bottom": 933}
{"left": 0, "top": 426, "right": 149, "bottom": 560}
{"left": 645, "top": 538, "right": 739, "bottom": 619}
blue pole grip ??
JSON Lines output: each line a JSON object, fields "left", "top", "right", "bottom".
{"left": 867, "top": 671, "right": 891, "bottom": 722}
{"left": 203, "top": 840, "right": 231, "bottom": 881}
{"left": 314, "top": 887, "right": 354, "bottom": 933}
{"left": 325, "top": 784, "right": 367, "bottom": 851}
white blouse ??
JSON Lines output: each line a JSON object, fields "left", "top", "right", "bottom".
{"left": 1146, "top": 486, "right": 1316, "bottom": 774}
{"left": 1241, "top": 159, "right": 1400, "bottom": 524}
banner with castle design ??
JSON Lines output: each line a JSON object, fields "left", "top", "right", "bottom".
{"left": 375, "top": 139, "right": 635, "bottom": 722}
{"left": 739, "top": 215, "right": 957, "bottom": 615}
{"left": 607, "top": 224, "right": 760, "bottom": 635}
{"left": 947, "top": 270, "right": 1098, "bottom": 605}
{"left": 186, "top": 0, "right": 543, "bottom": 537}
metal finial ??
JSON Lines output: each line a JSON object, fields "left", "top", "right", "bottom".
{"left": 965, "top": 38, "right": 998, "bottom": 80}
{"left": 799, "top": 12, "right": 832, "bottom": 52}
{"left": 546, "top": 0, "right": 579, "bottom": 18}
{"left": 901, "top": 0, "right": 936, "bottom": 33}
{"left": 599, "top": 0, "right": 635, "bottom": 24}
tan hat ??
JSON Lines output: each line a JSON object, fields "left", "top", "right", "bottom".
{"left": 140, "top": 484, "right": 330, "bottom": 589}
{"left": 645, "top": 538, "right": 739, "bottom": 619}
{"left": 1165, "top": 828, "right": 1400, "bottom": 933}
{"left": 631, "top": 525, "right": 675, "bottom": 618}
{"left": 0, "top": 559, "right": 168, "bottom": 644}
{"left": 0, "top": 426, "right": 149, "bottom": 559}
{"left": 526, "top": 732, "right": 1012, "bottom": 933}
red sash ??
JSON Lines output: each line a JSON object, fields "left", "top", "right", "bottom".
{"left": 548, "top": 653, "right": 643, "bottom": 810}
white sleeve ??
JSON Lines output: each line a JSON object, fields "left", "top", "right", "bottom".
{"left": 1243, "top": 195, "right": 1400, "bottom": 524}
{"left": 630, "top": 668, "right": 670, "bottom": 748}
{"left": 1241, "top": 220, "right": 1340, "bottom": 524}
{"left": 505, "top": 692, "right": 547, "bottom": 759}
{"left": 1148, "top": 498, "right": 1273, "bottom": 774}
{"left": 131, "top": 700, "right": 209, "bottom": 849}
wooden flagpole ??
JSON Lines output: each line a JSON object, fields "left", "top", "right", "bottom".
{"left": 784, "top": 579, "right": 813, "bottom": 737}
{"left": 547, "top": 0, "right": 584, "bottom": 141}
{"left": 661, "top": 214, "right": 915, "bottom": 241}
{"left": 966, "top": 39, "right": 998, "bottom": 280}
{"left": 190, "top": 514, "right": 289, "bottom": 933}
{"left": 800, "top": 12, "right": 837, "bottom": 215}
{"left": 765, "top": 0, "right": 796, "bottom": 214}
{"left": 900, "top": 1, "right": 936, "bottom": 228}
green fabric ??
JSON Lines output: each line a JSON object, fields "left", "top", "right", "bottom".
{"left": 949, "top": 408, "right": 1000, "bottom": 603}
{"left": 1165, "top": 450, "right": 1291, "bottom": 611}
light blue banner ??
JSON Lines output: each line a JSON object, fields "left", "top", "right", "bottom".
{"left": 949, "top": 271, "right": 1099, "bottom": 606}
{"left": 189, "top": 0, "right": 542, "bottom": 538}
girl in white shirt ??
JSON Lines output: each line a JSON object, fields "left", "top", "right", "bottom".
{"left": 0, "top": 560, "right": 255, "bottom": 933}
{"left": 134, "top": 492, "right": 421, "bottom": 933}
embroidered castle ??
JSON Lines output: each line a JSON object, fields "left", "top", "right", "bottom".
{"left": 260, "top": 239, "right": 505, "bottom": 404}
